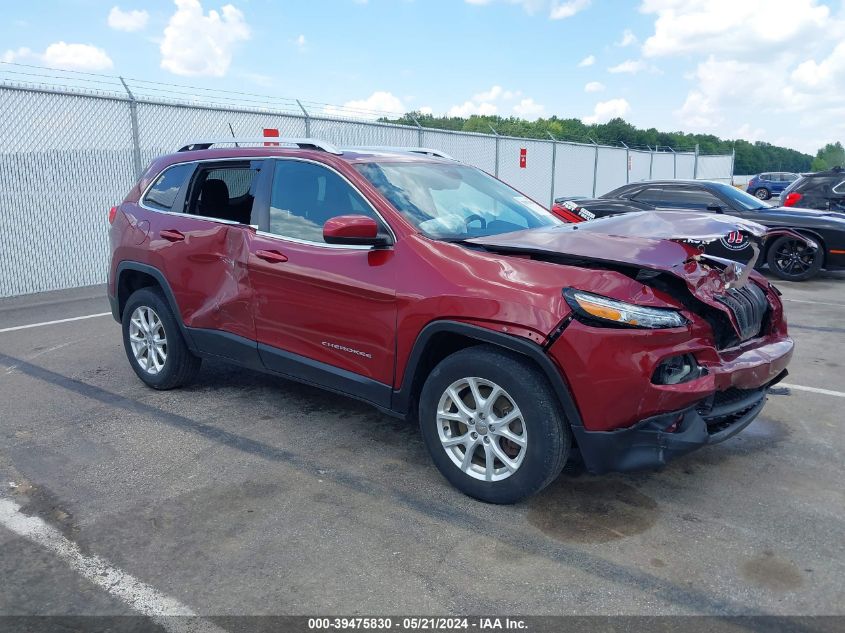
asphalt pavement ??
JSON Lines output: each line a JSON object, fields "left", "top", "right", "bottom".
{"left": 0, "top": 272, "right": 843, "bottom": 623}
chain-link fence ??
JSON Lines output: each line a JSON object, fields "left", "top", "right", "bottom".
{"left": 0, "top": 82, "right": 734, "bottom": 298}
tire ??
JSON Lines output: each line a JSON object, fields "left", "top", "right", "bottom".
{"left": 766, "top": 235, "right": 823, "bottom": 281}
{"left": 754, "top": 188, "right": 771, "bottom": 200}
{"left": 418, "top": 345, "right": 570, "bottom": 504}
{"left": 122, "top": 287, "right": 201, "bottom": 389}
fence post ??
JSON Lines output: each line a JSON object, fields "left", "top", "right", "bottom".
{"left": 489, "top": 124, "right": 500, "bottom": 177}
{"left": 119, "top": 76, "right": 142, "bottom": 179}
{"left": 668, "top": 146, "right": 677, "bottom": 179}
{"left": 410, "top": 114, "right": 424, "bottom": 146}
{"left": 296, "top": 100, "right": 311, "bottom": 137}
{"left": 694, "top": 143, "right": 700, "bottom": 179}
{"left": 621, "top": 140, "right": 630, "bottom": 184}
{"left": 730, "top": 146, "right": 736, "bottom": 185}
{"left": 547, "top": 132, "right": 557, "bottom": 208}
{"left": 648, "top": 145, "right": 654, "bottom": 179}
{"left": 589, "top": 137, "right": 599, "bottom": 197}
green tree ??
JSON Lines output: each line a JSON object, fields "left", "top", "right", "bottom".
{"left": 813, "top": 142, "right": 845, "bottom": 171}
{"left": 383, "top": 112, "right": 814, "bottom": 175}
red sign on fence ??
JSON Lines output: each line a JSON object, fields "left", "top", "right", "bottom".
{"left": 263, "top": 128, "right": 280, "bottom": 146}
{"left": 519, "top": 148, "right": 527, "bottom": 169}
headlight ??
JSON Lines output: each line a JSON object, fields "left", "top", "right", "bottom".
{"left": 563, "top": 288, "right": 687, "bottom": 329}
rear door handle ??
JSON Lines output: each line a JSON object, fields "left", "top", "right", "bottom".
{"left": 256, "top": 249, "right": 289, "bottom": 263}
{"left": 160, "top": 229, "right": 185, "bottom": 242}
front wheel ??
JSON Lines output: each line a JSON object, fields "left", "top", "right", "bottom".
{"left": 122, "top": 287, "right": 201, "bottom": 389}
{"left": 419, "top": 345, "right": 570, "bottom": 504}
{"left": 766, "top": 235, "right": 822, "bottom": 281}
{"left": 754, "top": 188, "right": 771, "bottom": 200}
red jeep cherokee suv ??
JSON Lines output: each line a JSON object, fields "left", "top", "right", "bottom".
{"left": 108, "top": 139, "right": 793, "bottom": 503}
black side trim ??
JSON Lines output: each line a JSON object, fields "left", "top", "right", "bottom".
{"left": 113, "top": 261, "right": 198, "bottom": 353}
{"left": 258, "top": 343, "right": 393, "bottom": 411}
{"left": 392, "top": 321, "right": 584, "bottom": 428}
{"left": 188, "top": 328, "right": 262, "bottom": 370}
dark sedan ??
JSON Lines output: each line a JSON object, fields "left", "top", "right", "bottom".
{"left": 552, "top": 180, "right": 845, "bottom": 281}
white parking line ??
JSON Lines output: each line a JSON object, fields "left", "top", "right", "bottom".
{"left": 0, "top": 313, "right": 111, "bottom": 334}
{"left": 780, "top": 383, "right": 845, "bottom": 398}
{"left": 782, "top": 298, "right": 845, "bottom": 308}
{"left": 0, "top": 497, "right": 227, "bottom": 633}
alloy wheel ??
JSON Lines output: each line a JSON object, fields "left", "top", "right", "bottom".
{"left": 436, "top": 377, "right": 527, "bottom": 482}
{"left": 128, "top": 306, "right": 167, "bottom": 375}
{"left": 773, "top": 239, "right": 816, "bottom": 277}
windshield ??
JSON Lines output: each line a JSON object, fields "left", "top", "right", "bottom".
{"left": 354, "top": 161, "right": 560, "bottom": 239}
{"left": 710, "top": 182, "right": 772, "bottom": 211}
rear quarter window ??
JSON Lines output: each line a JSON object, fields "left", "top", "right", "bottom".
{"left": 143, "top": 163, "right": 193, "bottom": 211}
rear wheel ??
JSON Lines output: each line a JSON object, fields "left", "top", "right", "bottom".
{"left": 419, "top": 345, "right": 570, "bottom": 504}
{"left": 122, "top": 287, "right": 201, "bottom": 389}
{"left": 754, "top": 188, "right": 771, "bottom": 200}
{"left": 766, "top": 235, "right": 822, "bottom": 281}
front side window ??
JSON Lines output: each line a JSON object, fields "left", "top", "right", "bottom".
{"left": 268, "top": 160, "right": 380, "bottom": 243}
{"left": 143, "top": 163, "right": 193, "bottom": 211}
{"left": 709, "top": 182, "right": 770, "bottom": 210}
{"left": 354, "top": 161, "right": 559, "bottom": 240}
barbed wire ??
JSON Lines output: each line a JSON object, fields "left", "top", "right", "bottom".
{"left": 0, "top": 60, "right": 715, "bottom": 153}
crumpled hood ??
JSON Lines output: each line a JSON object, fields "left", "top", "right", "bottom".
{"left": 467, "top": 211, "right": 768, "bottom": 272}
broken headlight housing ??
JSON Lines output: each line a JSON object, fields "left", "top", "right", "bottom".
{"left": 563, "top": 289, "right": 687, "bottom": 329}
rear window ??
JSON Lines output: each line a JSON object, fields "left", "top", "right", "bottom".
{"left": 143, "top": 163, "right": 193, "bottom": 211}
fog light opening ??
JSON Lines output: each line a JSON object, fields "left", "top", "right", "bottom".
{"left": 653, "top": 354, "right": 702, "bottom": 385}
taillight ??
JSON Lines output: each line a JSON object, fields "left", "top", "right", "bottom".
{"left": 108, "top": 206, "right": 117, "bottom": 224}
{"left": 784, "top": 192, "right": 803, "bottom": 207}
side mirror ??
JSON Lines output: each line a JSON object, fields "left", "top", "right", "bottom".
{"left": 323, "top": 215, "right": 389, "bottom": 246}
{"left": 706, "top": 204, "right": 724, "bottom": 213}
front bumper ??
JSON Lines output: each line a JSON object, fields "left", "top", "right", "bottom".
{"left": 572, "top": 371, "right": 786, "bottom": 474}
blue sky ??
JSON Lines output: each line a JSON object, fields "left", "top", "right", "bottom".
{"left": 2, "top": 0, "right": 844, "bottom": 154}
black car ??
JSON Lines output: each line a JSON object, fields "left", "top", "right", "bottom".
{"left": 780, "top": 166, "right": 845, "bottom": 211}
{"left": 552, "top": 180, "right": 845, "bottom": 281}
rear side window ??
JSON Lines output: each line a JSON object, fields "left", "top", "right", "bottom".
{"left": 641, "top": 188, "right": 722, "bottom": 210}
{"left": 631, "top": 188, "right": 666, "bottom": 205}
{"left": 143, "top": 163, "right": 193, "bottom": 211}
{"left": 185, "top": 162, "right": 261, "bottom": 224}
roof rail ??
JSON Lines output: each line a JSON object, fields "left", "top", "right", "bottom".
{"left": 177, "top": 138, "right": 343, "bottom": 155}
{"left": 352, "top": 146, "right": 456, "bottom": 161}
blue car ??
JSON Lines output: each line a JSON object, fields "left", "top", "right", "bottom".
{"left": 746, "top": 172, "right": 798, "bottom": 201}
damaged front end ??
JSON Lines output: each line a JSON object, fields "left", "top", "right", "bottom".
{"left": 468, "top": 211, "right": 795, "bottom": 473}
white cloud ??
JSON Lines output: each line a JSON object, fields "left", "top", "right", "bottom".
{"left": 419, "top": 106, "right": 433, "bottom": 115}
{"left": 512, "top": 98, "right": 545, "bottom": 119}
{"left": 325, "top": 91, "right": 406, "bottom": 119}
{"left": 549, "top": 0, "right": 591, "bottom": 20}
{"left": 608, "top": 59, "right": 647, "bottom": 74}
{"left": 584, "top": 81, "right": 604, "bottom": 93}
{"left": 2, "top": 42, "right": 114, "bottom": 71}
{"left": 296, "top": 34, "right": 307, "bottom": 48}
{"left": 464, "top": 0, "right": 590, "bottom": 20}
{"left": 791, "top": 40, "right": 845, "bottom": 90}
{"left": 578, "top": 54, "right": 595, "bottom": 67}
{"left": 107, "top": 6, "right": 149, "bottom": 32}
{"left": 641, "top": 0, "right": 831, "bottom": 59}
{"left": 160, "top": 0, "right": 250, "bottom": 77}
{"left": 582, "top": 98, "right": 630, "bottom": 124}
{"left": 615, "top": 29, "right": 636, "bottom": 47}
{"left": 448, "top": 100, "right": 498, "bottom": 117}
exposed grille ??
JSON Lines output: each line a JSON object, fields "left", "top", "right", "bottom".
{"left": 715, "top": 283, "right": 769, "bottom": 342}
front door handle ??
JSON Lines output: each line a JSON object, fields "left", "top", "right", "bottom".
{"left": 160, "top": 229, "right": 185, "bottom": 242}
{"left": 256, "top": 249, "right": 289, "bottom": 263}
